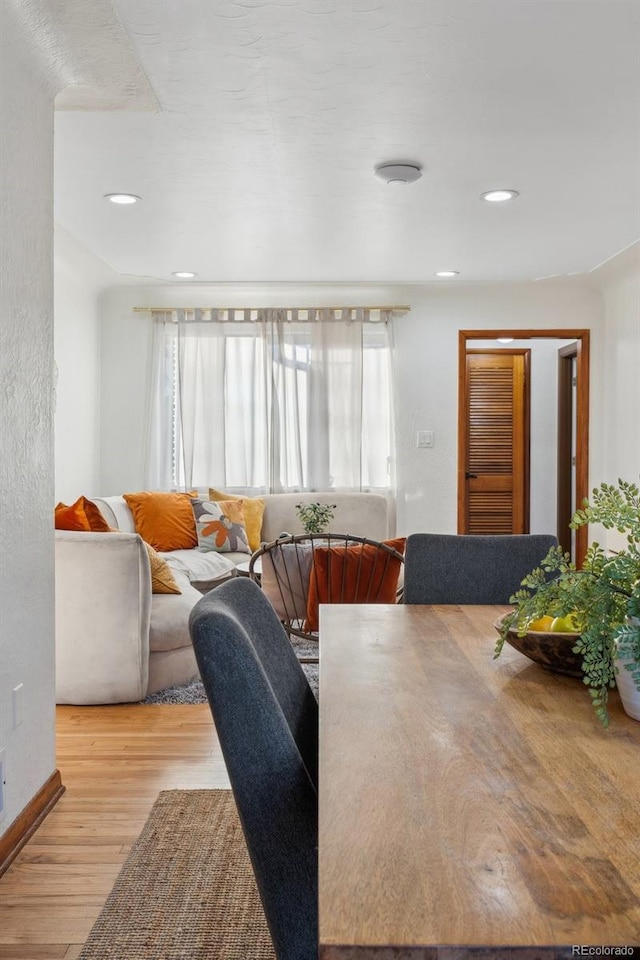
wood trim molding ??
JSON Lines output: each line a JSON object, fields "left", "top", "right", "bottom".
{"left": 0, "top": 770, "right": 65, "bottom": 878}
{"left": 457, "top": 331, "right": 468, "bottom": 534}
{"left": 458, "top": 329, "right": 590, "bottom": 566}
{"left": 557, "top": 344, "right": 576, "bottom": 555}
{"left": 574, "top": 331, "right": 590, "bottom": 566}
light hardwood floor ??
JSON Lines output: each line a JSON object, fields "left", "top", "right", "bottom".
{"left": 0, "top": 703, "right": 228, "bottom": 960}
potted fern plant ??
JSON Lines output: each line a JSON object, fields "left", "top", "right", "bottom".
{"left": 295, "top": 501, "right": 337, "bottom": 535}
{"left": 495, "top": 478, "right": 640, "bottom": 727}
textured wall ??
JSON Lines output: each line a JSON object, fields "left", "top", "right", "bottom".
{"left": 0, "top": 0, "right": 157, "bottom": 833}
{"left": 54, "top": 226, "right": 120, "bottom": 502}
{"left": 598, "top": 253, "right": 640, "bottom": 504}
{"left": 0, "top": 5, "right": 57, "bottom": 828}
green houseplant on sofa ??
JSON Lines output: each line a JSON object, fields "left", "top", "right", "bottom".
{"left": 295, "top": 501, "right": 336, "bottom": 535}
{"left": 495, "top": 478, "right": 640, "bottom": 726}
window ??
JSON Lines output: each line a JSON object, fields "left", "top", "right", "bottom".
{"left": 145, "top": 307, "right": 396, "bottom": 494}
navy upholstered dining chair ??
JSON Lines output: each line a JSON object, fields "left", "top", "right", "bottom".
{"left": 189, "top": 576, "right": 318, "bottom": 960}
{"left": 403, "top": 533, "right": 559, "bottom": 605}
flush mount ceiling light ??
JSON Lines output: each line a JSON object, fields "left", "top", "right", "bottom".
{"left": 374, "top": 162, "right": 422, "bottom": 185}
{"left": 435, "top": 270, "right": 459, "bottom": 278}
{"left": 104, "top": 193, "right": 141, "bottom": 204}
{"left": 172, "top": 271, "right": 197, "bottom": 279}
{"left": 497, "top": 337, "right": 514, "bottom": 344}
{"left": 480, "top": 189, "right": 519, "bottom": 203}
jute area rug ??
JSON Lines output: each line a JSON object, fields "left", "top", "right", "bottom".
{"left": 78, "top": 789, "right": 275, "bottom": 960}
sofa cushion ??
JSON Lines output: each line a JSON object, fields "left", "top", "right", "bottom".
{"left": 149, "top": 572, "right": 202, "bottom": 652}
{"left": 124, "top": 491, "right": 198, "bottom": 551}
{"left": 90, "top": 495, "right": 137, "bottom": 532}
{"left": 159, "top": 548, "right": 236, "bottom": 586}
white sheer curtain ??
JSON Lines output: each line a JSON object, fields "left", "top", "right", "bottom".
{"left": 144, "top": 307, "right": 396, "bottom": 494}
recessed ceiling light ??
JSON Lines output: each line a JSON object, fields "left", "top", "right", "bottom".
{"left": 172, "top": 271, "right": 197, "bottom": 279}
{"left": 497, "top": 337, "right": 514, "bottom": 344}
{"left": 104, "top": 193, "right": 141, "bottom": 204}
{"left": 480, "top": 189, "right": 519, "bottom": 203}
{"left": 374, "top": 162, "right": 422, "bottom": 185}
{"left": 435, "top": 270, "right": 459, "bottom": 278}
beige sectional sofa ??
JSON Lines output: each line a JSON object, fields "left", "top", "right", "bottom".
{"left": 54, "top": 490, "right": 393, "bottom": 705}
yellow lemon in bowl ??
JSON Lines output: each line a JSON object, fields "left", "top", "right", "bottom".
{"left": 528, "top": 615, "right": 555, "bottom": 632}
{"left": 550, "top": 613, "right": 580, "bottom": 633}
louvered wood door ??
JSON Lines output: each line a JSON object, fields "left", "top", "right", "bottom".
{"left": 459, "top": 350, "right": 530, "bottom": 535}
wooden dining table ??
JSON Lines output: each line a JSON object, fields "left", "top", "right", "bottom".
{"left": 318, "top": 603, "right": 640, "bottom": 958}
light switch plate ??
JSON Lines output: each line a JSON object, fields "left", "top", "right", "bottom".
{"left": 416, "top": 430, "right": 434, "bottom": 448}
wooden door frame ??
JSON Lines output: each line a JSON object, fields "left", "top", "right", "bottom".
{"left": 458, "top": 329, "right": 590, "bottom": 566}
{"left": 557, "top": 343, "right": 578, "bottom": 556}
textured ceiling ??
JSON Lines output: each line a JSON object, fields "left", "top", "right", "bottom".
{"left": 47, "top": 0, "right": 640, "bottom": 284}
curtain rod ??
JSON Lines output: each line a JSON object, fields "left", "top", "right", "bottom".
{"left": 133, "top": 305, "right": 410, "bottom": 314}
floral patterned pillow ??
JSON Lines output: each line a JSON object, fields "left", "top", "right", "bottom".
{"left": 191, "top": 499, "right": 250, "bottom": 554}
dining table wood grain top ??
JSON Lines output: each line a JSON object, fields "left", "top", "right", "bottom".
{"left": 318, "top": 603, "right": 640, "bottom": 959}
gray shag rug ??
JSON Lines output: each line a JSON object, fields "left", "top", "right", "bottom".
{"left": 143, "top": 637, "right": 318, "bottom": 704}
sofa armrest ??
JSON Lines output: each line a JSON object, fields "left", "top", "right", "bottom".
{"left": 55, "top": 531, "right": 152, "bottom": 704}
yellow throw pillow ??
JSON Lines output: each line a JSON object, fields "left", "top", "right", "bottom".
{"left": 143, "top": 542, "right": 182, "bottom": 595}
{"left": 208, "top": 487, "right": 265, "bottom": 552}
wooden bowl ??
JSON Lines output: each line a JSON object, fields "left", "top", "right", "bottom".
{"left": 494, "top": 615, "right": 583, "bottom": 678}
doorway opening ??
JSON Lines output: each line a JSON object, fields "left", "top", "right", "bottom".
{"left": 458, "top": 329, "right": 590, "bottom": 566}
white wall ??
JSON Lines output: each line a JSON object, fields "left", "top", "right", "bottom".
{"left": 54, "top": 226, "right": 118, "bottom": 502}
{"left": 0, "top": 7, "right": 57, "bottom": 831}
{"left": 393, "top": 281, "right": 604, "bottom": 535}
{"left": 98, "top": 279, "right": 605, "bottom": 537}
{"left": 592, "top": 247, "right": 640, "bottom": 551}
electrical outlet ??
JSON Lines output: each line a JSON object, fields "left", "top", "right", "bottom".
{"left": 0, "top": 749, "right": 5, "bottom": 821}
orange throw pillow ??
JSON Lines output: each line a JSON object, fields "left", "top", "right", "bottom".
{"left": 123, "top": 491, "right": 197, "bottom": 552}
{"left": 54, "top": 497, "right": 111, "bottom": 532}
{"left": 306, "top": 538, "right": 405, "bottom": 632}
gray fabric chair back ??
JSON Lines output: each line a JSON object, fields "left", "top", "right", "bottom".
{"left": 189, "top": 576, "right": 318, "bottom": 960}
{"left": 404, "top": 533, "right": 559, "bottom": 604}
